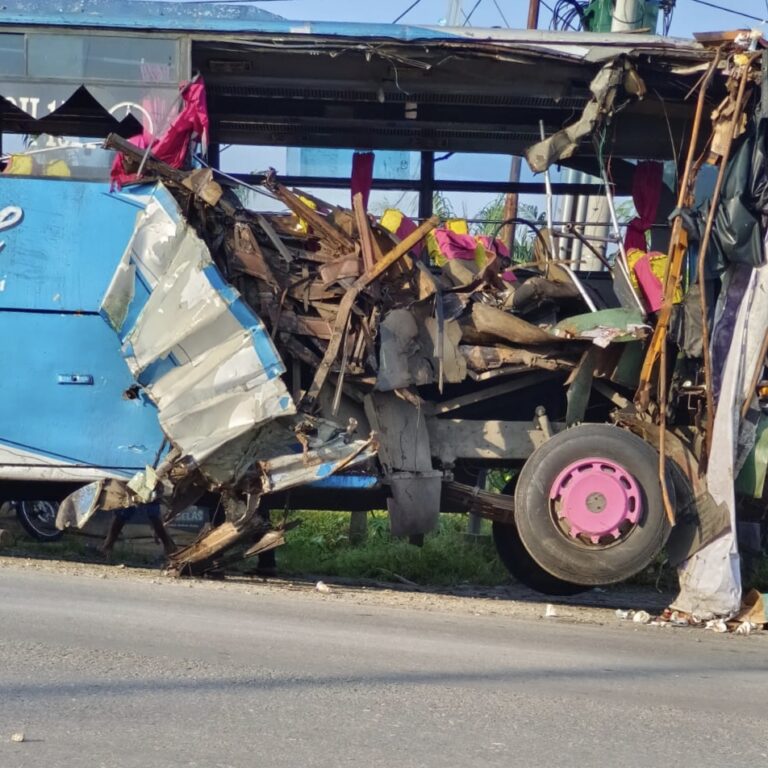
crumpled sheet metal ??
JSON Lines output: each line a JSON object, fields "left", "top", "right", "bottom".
{"left": 257, "top": 434, "right": 377, "bottom": 493}
{"left": 56, "top": 478, "right": 134, "bottom": 531}
{"left": 101, "top": 182, "right": 295, "bottom": 467}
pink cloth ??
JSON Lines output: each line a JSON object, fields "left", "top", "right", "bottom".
{"left": 632, "top": 253, "right": 663, "bottom": 312}
{"left": 351, "top": 152, "right": 374, "bottom": 211}
{"left": 476, "top": 235, "right": 510, "bottom": 260}
{"left": 110, "top": 79, "right": 210, "bottom": 190}
{"left": 624, "top": 161, "right": 663, "bottom": 252}
{"left": 434, "top": 229, "right": 479, "bottom": 261}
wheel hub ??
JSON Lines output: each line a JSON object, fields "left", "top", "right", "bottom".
{"left": 549, "top": 458, "right": 641, "bottom": 544}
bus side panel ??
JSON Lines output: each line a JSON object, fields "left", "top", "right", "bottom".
{"left": 0, "top": 177, "right": 145, "bottom": 313}
{"left": 0, "top": 308, "right": 165, "bottom": 474}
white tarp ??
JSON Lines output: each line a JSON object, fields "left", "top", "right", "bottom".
{"left": 673, "top": 262, "right": 768, "bottom": 618}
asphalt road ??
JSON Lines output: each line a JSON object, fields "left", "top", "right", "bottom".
{"left": 0, "top": 565, "right": 767, "bottom": 768}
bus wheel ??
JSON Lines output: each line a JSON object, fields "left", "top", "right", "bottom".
{"left": 492, "top": 521, "right": 588, "bottom": 596}
{"left": 16, "top": 501, "right": 63, "bottom": 542}
{"left": 514, "top": 424, "right": 671, "bottom": 586}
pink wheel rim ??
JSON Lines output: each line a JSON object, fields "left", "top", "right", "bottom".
{"left": 549, "top": 457, "right": 641, "bottom": 544}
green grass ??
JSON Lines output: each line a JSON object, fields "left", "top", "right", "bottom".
{"left": 276, "top": 511, "right": 511, "bottom": 587}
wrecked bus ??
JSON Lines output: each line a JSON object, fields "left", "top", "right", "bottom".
{"left": 1, "top": 1, "right": 766, "bottom": 618}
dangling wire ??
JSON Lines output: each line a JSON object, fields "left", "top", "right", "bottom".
{"left": 392, "top": 0, "right": 423, "bottom": 24}
{"left": 550, "top": 0, "right": 587, "bottom": 31}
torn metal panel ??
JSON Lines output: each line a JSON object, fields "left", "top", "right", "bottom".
{"left": 56, "top": 479, "right": 134, "bottom": 530}
{"left": 552, "top": 308, "right": 649, "bottom": 346}
{"left": 387, "top": 471, "right": 443, "bottom": 538}
{"left": 376, "top": 308, "right": 466, "bottom": 391}
{"left": 101, "top": 182, "right": 295, "bottom": 468}
{"left": 376, "top": 309, "right": 429, "bottom": 391}
{"left": 256, "top": 434, "right": 376, "bottom": 493}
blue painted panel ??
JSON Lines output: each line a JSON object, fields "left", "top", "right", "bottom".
{"left": 0, "top": 177, "right": 143, "bottom": 312}
{"left": 309, "top": 475, "right": 379, "bottom": 490}
{"left": 0, "top": 310, "right": 165, "bottom": 469}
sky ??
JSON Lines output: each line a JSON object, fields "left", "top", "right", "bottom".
{"left": 248, "top": 0, "right": 767, "bottom": 36}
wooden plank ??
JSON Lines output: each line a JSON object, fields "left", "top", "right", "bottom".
{"left": 353, "top": 192, "right": 375, "bottom": 273}
{"left": 255, "top": 213, "right": 294, "bottom": 265}
{"left": 269, "top": 179, "right": 354, "bottom": 252}
{"left": 299, "top": 215, "right": 439, "bottom": 411}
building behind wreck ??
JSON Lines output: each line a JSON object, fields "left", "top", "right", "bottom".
{"left": 0, "top": 0, "right": 766, "bottom": 619}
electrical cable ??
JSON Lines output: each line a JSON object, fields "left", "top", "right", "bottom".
{"left": 688, "top": 0, "right": 766, "bottom": 23}
{"left": 462, "top": 0, "right": 484, "bottom": 26}
{"left": 392, "top": 0, "right": 423, "bottom": 24}
{"left": 491, "top": 0, "right": 511, "bottom": 27}
{"left": 550, "top": 0, "right": 587, "bottom": 30}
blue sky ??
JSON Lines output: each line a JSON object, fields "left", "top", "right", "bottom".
{"left": 249, "top": 0, "right": 767, "bottom": 36}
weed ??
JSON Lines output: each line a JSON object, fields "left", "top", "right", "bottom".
{"left": 277, "top": 511, "right": 510, "bottom": 587}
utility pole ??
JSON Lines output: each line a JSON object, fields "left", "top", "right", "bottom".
{"left": 611, "top": 0, "right": 642, "bottom": 31}
{"left": 501, "top": 0, "right": 540, "bottom": 255}
{"left": 446, "top": 0, "right": 463, "bottom": 26}
{"left": 527, "top": 0, "right": 540, "bottom": 29}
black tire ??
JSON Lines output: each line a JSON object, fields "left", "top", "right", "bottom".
{"left": 15, "top": 501, "right": 63, "bottom": 542}
{"left": 492, "top": 521, "right": 588, "bottom": 596}
{"left": 514, "top": 424, "right": 672, "bottom": 586}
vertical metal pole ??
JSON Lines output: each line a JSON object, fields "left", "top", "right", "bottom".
{"left": 418, "top": 150, "right": 435, "bottom": 222}
{"left": 207, "top": 142, "right": 221, "bottom": 170}
{"left": 503, "top": 0, "right": 540, "bottom": 256}
{"left": 446, "top": 0, "right": 463, "bottom": 25}
{"left": 527, "top": 0, "right": 540, "bottom": 29}
{"left": 540, "top": 120, "right": 556, "bottom": 257}
{"left": 611, "top": 0, "right": 643, "bottom": 32}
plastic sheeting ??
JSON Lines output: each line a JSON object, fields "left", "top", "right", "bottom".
{"left": 673, "top": 261, "right": 768, "bottom": 618}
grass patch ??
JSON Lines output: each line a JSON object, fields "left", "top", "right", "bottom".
{"left": 277, "top": 511, "right": 510, "bottom": 587}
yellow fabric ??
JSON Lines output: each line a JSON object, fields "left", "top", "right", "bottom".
{"left": 445, "top": 219, "right": 468, "bottom": 235}
{"left": 295, "top": 195, "right": 318, "bottom": 234}
{"left": 627, "top": 248, "right": 682, "bottom": 304}
{"left": 4, "top": 155, "right": 34, "bottom": 175}
{"left": 380, "top": 208, "right": 405, "bottom": 234}
{"left": 44, "top": 159, "right": 71, "bottom": 177}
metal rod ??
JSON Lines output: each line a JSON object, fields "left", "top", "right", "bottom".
{"left": 603, "top": 177, "right": 645, "bottom": 312}
{"left": 539, "top": 120, "right": 556, "bottom": 259}
{"left": 696, "top": 55, "right": 756, "bottom": 463}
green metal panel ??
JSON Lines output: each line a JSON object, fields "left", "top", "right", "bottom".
{"left": 736, "top": 414, "right": 768, "bottom": 499}
{"left": 583, "top": 0, "right": 614, "bottom": 32}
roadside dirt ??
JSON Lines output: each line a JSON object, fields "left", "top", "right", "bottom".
{"left": 0, "top": 552, "right": 674, "bottom": 627}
